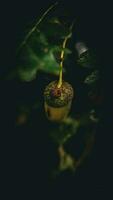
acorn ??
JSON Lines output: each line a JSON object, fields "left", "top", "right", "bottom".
{"left": 44, "top": 80, "right": 74, "bottom": 122}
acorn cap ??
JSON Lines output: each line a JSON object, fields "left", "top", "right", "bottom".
{"left": 44, "top": 81, "right": 74, "bottom": 108}
{"left": 75, "top": 42, "right": 88, "bottom": 57}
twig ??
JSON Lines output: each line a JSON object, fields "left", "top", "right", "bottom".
{"left": 18, "top": 2, "right": 58, "bottom": 51}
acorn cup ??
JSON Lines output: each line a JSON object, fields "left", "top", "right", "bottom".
{"left": 75, "top": 42, "right": 88, "bottom": 57}
{"left": 44, "top": 81, "right": 74, "bottom": 122}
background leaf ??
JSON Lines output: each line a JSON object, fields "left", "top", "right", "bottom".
{"left": 17, "top": 16, "right": 71, "bottom": 82}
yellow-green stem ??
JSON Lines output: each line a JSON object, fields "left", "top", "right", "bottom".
{"left": 57, "top": 32, "right": 72, "bottom": 88}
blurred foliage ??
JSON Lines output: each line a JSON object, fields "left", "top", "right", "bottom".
{"left": 49, "top": 117, "right": 80, "bottom": 145}
{"left": 84, "top": 70, "right": 99, "bottom": 85}
{"left": 77, "top": 50, "right": 97, "bottom": 68}
{"left": 58, "top": 146, "right": 76, "bottom": 172}
{"left": 17, "top": 16, "right": 72, "bottom": 82}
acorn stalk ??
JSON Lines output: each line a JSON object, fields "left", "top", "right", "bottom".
{"left": 57, "top": 31, "right": 72, "bottom": 88}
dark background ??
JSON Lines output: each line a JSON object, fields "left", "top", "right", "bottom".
{"left": 0, "top": 0, "right": 112, "bottom": 198}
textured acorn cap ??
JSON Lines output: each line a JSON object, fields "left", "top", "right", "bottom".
{"left": 44, "top": 81, "right": 74, "bottom": 108}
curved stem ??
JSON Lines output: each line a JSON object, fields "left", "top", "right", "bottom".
{"left": 57, "top": 21, "right": 75, "bottom": 88}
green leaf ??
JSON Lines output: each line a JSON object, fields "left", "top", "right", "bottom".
{"left": 39, "top": 17, "right": 70, "bottom": 43}
{"left": 17, "top": 15, "right": 72, "bottom": 82}
{"left": 17, "top": 31, "right": 60, "bottom": 81}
